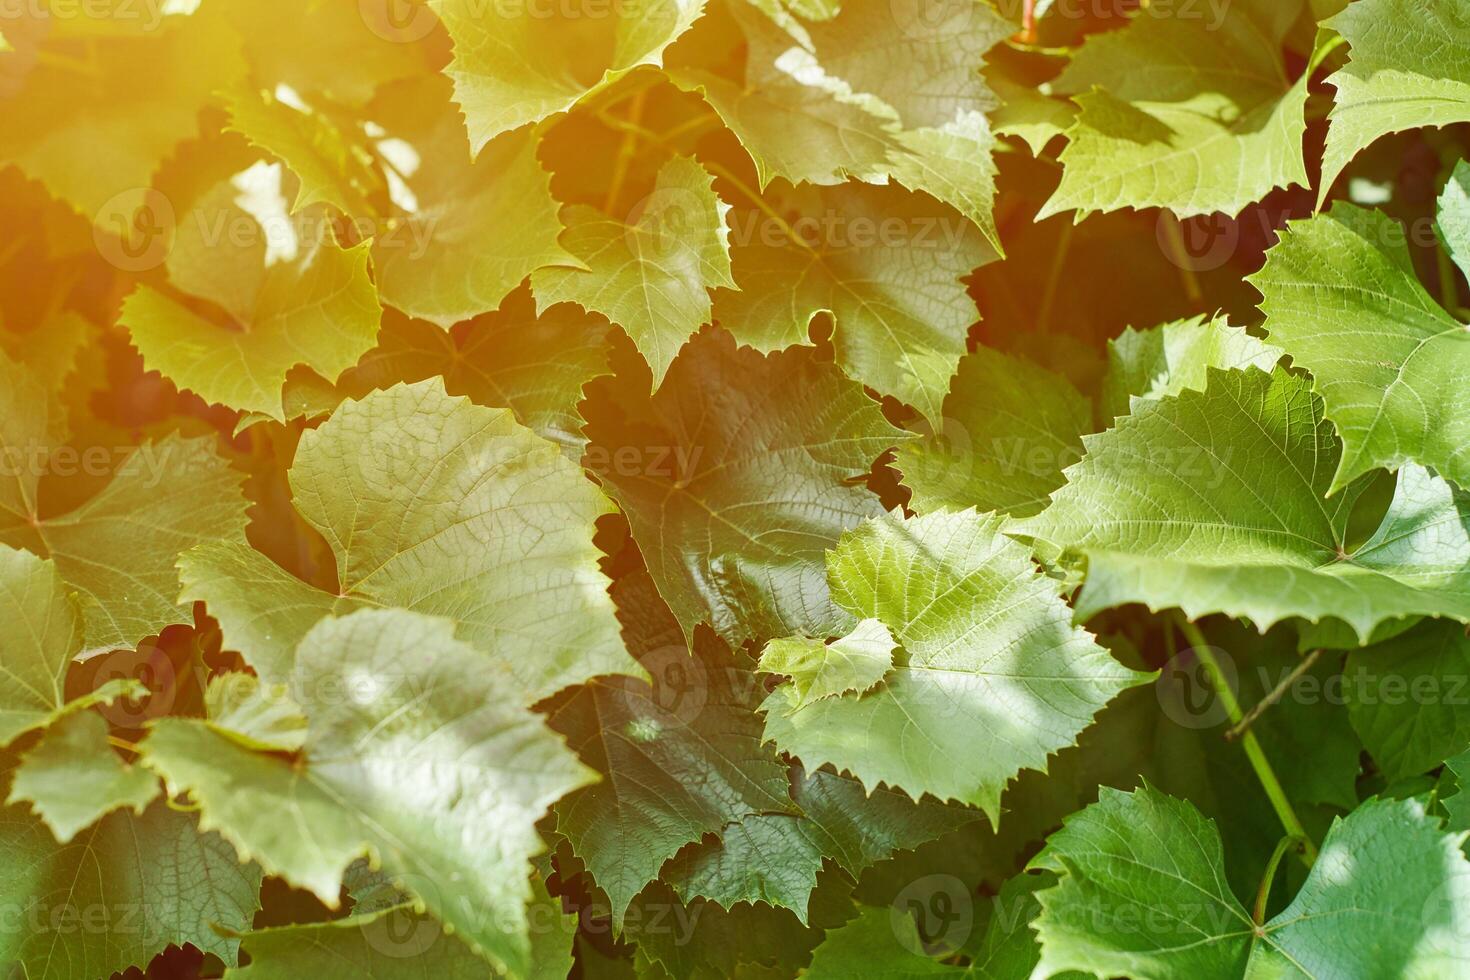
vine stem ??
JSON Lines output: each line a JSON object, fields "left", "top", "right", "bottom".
{"left": 1174, "top": 616, "right": 1318, "bottom": 866}
{"left": 1253, "top": 834, "right": 1301, "bottom": 926}
{"left": 593, "top": 110, "right": 818, "bottom": 256}
{"left": 1225, "top": 648, "right": 1322, "bottom": 741}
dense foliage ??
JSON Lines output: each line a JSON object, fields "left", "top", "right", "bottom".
{"left": 2, "top": 0, "right": 1470, "bottom": 976}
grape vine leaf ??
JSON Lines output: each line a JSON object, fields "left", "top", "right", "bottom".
{"left": 531, "top": 156, "right": 734, "bottom": 386}
{"left": 203, "top": 672, "right": 307, "bottom": 754}
{"left": 179, "top": 379, "right": 638, "bottom": 698}
{"left": 225, "top": 74, "right": 578, "bottom": 329}
{"left": 1015, "top": 366, "right": 1470, "bottom": 641}
{"left": 804, "top": 871, "right": 1058, "bottom": 979}
{"left": 219, "top": 0, "right": 425, "bottom": 109}
{"left": 0, "top": 792, "right": 262, "bottom": 980}
{"left": 671, "top": 0, "right": 1007, "bottom": 250}
{"left": 1441, "top": 159, "right": 1470, "bottom": 279}
{"left": 713, "top": 182, "right": 992, "bottom": 427}
{"left": 546, "top": 664, "right": 795, "bottom": 928}
{"left": 1251, "top": 203, "right": 1470, "bottom": 494}
{"left": 989, "top": 69, "right": 1077, "bottom": 158}
{"left": 800, "top": 0, "right": 1011, "bottom": 130}
{"left": 583, "top": 328, "right": 905, "bottom": 645}
{"left": 662, "top": 768, "right": 979, "bottom": 922}
{"left": 0, "top": 546, "right": 143, "bottom": 747}
{"left": 1345, "top": 619, "right": 1470, "bottom": 782}
{"left": 222, "top": 85, "right": 382, "bottom": 216}
{"left": 1030, "top": 785, "right": 1470, "bottom": 977}
{"left": 340, "top": 289, "right": 612, "bottom": 457}
{"left": 139, "top": 609, "right": 595, "bottom": 978}
{"left": 430, "top": 0, "right": 707, "bottom": 154}
{"left": 667, "top": 0, "right": 895, "bottom": 189}
{"left": 1318, "top": 0, "right": 1470, "bottom": 205}
{"left": 757, "top": 618, "right": 895, "bottom": 709}
{"left": 224, "top": 877, "right": 576, "bottom": 980}
{"left": 761, "top": 509, "right": 1151, "bottom": 819}
{"left": 372, "top": 84, "right": 581, "bottom": 328}
{"left": 894, "top": 346, "right": 1092, "bottom": 517}
{"left": 0, "top": 351, "right": 250, "bottom": 653}
{"left": 1101, "top": 314, "right": 1282, "bottom": 422}
{"left": 805, "top": 905, "right": 960, "bottom": 977}
{"left": 7, "top": 711, "right": 159, "bottom": 843}
{"left": 121, "top": 185, "right": 381, "bottom": 419}
{"left": 1040, "top": 0, "right": 1310, "bottom": 219}
{"left": 0, "top": 10, "right": 244, "bottom": 219}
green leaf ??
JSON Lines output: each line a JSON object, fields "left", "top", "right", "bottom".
{"left": 531, "top": 157, "right": 734, "bottom": 386}
{"left": 179, "top": 378, "right": 637, "bottom": 699}
{"left": 583, "top": 328, "right": 905, "bottom": 645}
{"left": 1318, "top": 0, "right": 1470, "bottom": 204}
{"left": 42, "top": 433, "right": 249, "bottom": 653}
{"left": 1031, "top": 785, "right": 1470, "bottom": 978}
{"left": 122, "top": 229, "right": 381, "bottom": 420}
{"left": 989, "top": 70, "right": 1077, "bottom": 157}
{"left": 1441, "top": 159, "right": 1470, "bottom": 280}
{"left": 669, "top": 0, "right": 896, "bottom": 189}
{"left": 1027, "top": 783, "right": 1256, "bottom": 977}
{"left": 894, "top": 346, "right": 1092, "bottom": 517}
{"left": 224, "top": 876, "right": 575, "bottom": 980}
{"left": 1345, "top": 619, "right": 1470, "bottom": 782}
{"left": 204, "top": 672, "right": 308, "bottom": 754}
{"left": 800, "top": 0, "right": 1011, "bottom": 130}
{"left": 340, "top": 288, "right": 613, "bottom": 457}
{"left": 7, "top": 711, "right": 159, "bottom": 843}
{"left": 805, "top": 904, "right": 961, "bottom": 977}
{"left": 674, "top": 0, "right": 1006, "bottom": 250}
{"left": 757, "top": 618, "right": 895, "bottom": 709}
{"left": 546, "top": 663, "right": 794, "bottom": 926}
{"left": 139, "top": 608, "right": 595, "bottom": 978}
{"left": 222, "top": 85, "right": 381, "bottom": 216}
{"left": 0, "top": 796, "right": 262, "bottom": 980}
{"left": 663, "top": 768, "right": 979, "bottom": 922}
{"left": 223, "top": 74, "right": 577, "bottom": 328}
{"left": 761, "top": 509, "right": 1150, "bottom": 819}
{"left": 1016, "top": 366, "right": 1470, "bottom": 642}
{"left": 0, "top": 343, "right": 250, "bottom": 654}
{"left": 369, "top": 103, "right": 578, "bottom": 328}
{"left": 714, "top": 182, "right": 992, "bottom": 427}
{"left": 1244, "top": 797, "right": 1470, "bottom": 976}
{"left": 0, "top": 12, "right": 244, "bottom": 218}
{"left": 1251, "top": 204, "right": 1470, "bottom": 493}
{"left": 430, "top": 0, "right": 707, "bottom": 153}
{"left": 1445, "top": 748, "right": 1470, "bottom": 832}
{"left": 1040, "top": 0, "right": 1309, "bottom": 219}
{"left": 1101, "top": 315, "right": 1282, "bottom": 422}
{"left": 0, "top": 546, "right": 83, "bottom": 747}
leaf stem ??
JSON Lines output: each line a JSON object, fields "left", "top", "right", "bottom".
{"left": 1253, "top": 834, "right": 1301, "bottom": 925}
{"left": 594, "top": 109, "right": 818, "bottom": 256}
{"left": 603, "top": 90, "right": 647, "bottom": 214}
{"left": 1225, "top": 648, "right": 1322, "bottom": 741}
{"left": 1159, "top": 213, "right": 1205, "bottom": 308}
{"left": 1174, "top": 616, "right": 1318, "bottom": 866}
{"left": 1036, "top": 221, "right": 1073, "bottom": 333}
